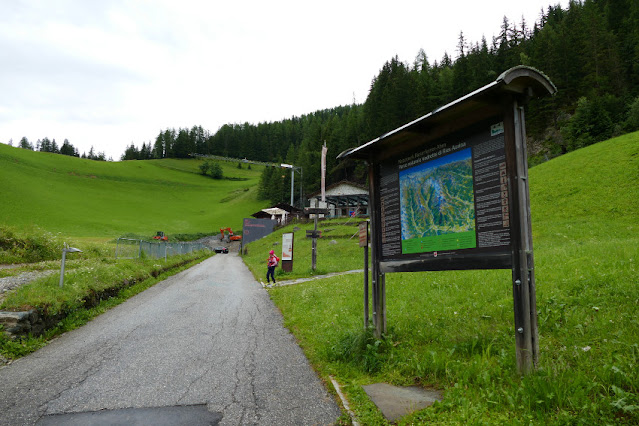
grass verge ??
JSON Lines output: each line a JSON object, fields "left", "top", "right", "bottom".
{"left": 1, "top": 250, "right": 212, "bottom": 361}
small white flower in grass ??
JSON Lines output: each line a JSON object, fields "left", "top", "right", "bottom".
{"left": 582, "top": 346, "right": 591, "bottom": 352}
{"left": 592, "top": 306, "right": 599, "bottom": 311}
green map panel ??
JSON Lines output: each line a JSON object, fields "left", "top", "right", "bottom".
{"left": 400, "top": 148, "right": 475, "bottom": 254}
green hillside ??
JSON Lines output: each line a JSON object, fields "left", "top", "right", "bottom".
{"left": 241, "top": 132, "right": 639, "bottom": 424}
{"left": 530, "top": 131, "right": 639, "bottom": 230}
{"left": 0, "top": 144, "right": 267, "bottom": 238}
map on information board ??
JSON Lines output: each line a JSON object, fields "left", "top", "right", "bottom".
{"left": 377, "top": 121, "right": 512, "bottom": 264}
{"left": 399, "top": 148, "right": 476, "bottom": 254}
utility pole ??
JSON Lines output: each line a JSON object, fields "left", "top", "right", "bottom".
{"left": 281, "top": 163, "right": 302, "bottom": 208}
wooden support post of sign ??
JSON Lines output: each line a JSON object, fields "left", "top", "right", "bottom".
{"left": 364, "top": 245, "right": 369, "bottom": 328}
{"left": 508, "top": 99, "right": 540, "bottom": 374}
{"left": 359, "top": 221, "right": 369, "bottom": 328}
{"left": 380, "top": 272, "right": 386, "bottom": 335}
{"left": 367, "top": 160, "right": 385, "bottom": 338}
{"left": 519, "top": 105, "right": 540, "bottom": 369}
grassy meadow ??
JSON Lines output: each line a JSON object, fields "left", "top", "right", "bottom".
{"left": 241, "top": 133, "right": 639, "bottom": 424}
{"left": 0, "top": 144, "right": 266, "bottom": 238}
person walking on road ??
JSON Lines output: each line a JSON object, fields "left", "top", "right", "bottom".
{"left": 266, "top": 249, "right": 279, "bottom": 284}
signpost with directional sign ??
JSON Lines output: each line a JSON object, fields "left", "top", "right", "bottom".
{"left": 304, "top": 208, "right": 329, "bottom": 271}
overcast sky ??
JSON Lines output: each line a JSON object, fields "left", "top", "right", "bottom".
{"left": 0, "top": 0, "right": 567, "bottom": 160}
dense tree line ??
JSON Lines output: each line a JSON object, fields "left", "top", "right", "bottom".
{"left": 121, "top": 142, "right": 154, "bottom": 161}
{"left": 360, "top": 0, "right": 639, "bottom": 165}
{"left": 15, "top": 136, "right": 108, "bottom": 161}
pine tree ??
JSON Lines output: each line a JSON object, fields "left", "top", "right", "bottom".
{"left": 153, "top": 133, "right": 165, "bottom": 158}
{"left": 121, "top": 143, "right": 140, "bottom": 160}
{"left": 60, "top": 139, "right": 75, "bottom": 156}
{"left": 40, "top": 137, "right": 51, "bottom": 152}
{"left": 140, "top": 142, "right": 152, "bottom": 159}
{"left": 452, "top": 31, "right": 471, "bottom": 97}
{"left": 163, "top": 129, "right": 176, "bottom": 158}
{"left": 19, "top": 137, "right": 33, "bottom": 150}
{"left": 257, "top": 167, "right": 273, "bottom": 201}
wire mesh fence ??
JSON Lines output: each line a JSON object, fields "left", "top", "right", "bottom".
{"left": 115, "top": 238, "right": 209, "bottom": 260}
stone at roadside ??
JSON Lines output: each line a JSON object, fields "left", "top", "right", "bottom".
{"left": 0, "top": 310, "right": 40, "bottom": 337}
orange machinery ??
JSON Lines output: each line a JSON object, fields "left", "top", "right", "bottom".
{"left": 153, "top": 231, "right": 168, "bottom": 241}
{"left": 220, "top": 227, "right": 242, "bottom": 242}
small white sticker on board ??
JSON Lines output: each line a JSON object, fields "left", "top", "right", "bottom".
{"left": 491, "top": 122, "right": 504, "bottom": 136}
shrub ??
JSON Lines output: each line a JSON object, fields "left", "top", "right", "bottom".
{"left": 0, "top": 227, "right": 64, "bottom": 263}
{"left": 198, "top": 160, "right": 223, "bottom": 179}
{"left": 209, "top": 162, "right": 223, "bottom": 179}
{"left": 198, "top": 160, "right": 210, "bottom": 175}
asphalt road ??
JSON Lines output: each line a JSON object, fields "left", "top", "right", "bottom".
{"left": 0, "top": 254, "right": 341, "bottom": 425}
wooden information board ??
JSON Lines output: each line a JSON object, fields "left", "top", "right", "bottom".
{"left": 338, "top": 66, "right": 557, "bottom": 374}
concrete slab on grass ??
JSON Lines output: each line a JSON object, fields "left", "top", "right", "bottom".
{"left": 363, "top": 383, "right": 442, "bottom": 422}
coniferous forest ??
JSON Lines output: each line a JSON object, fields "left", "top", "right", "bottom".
{"left": 19, "top": 1, "right": 639, "bottom": 206}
